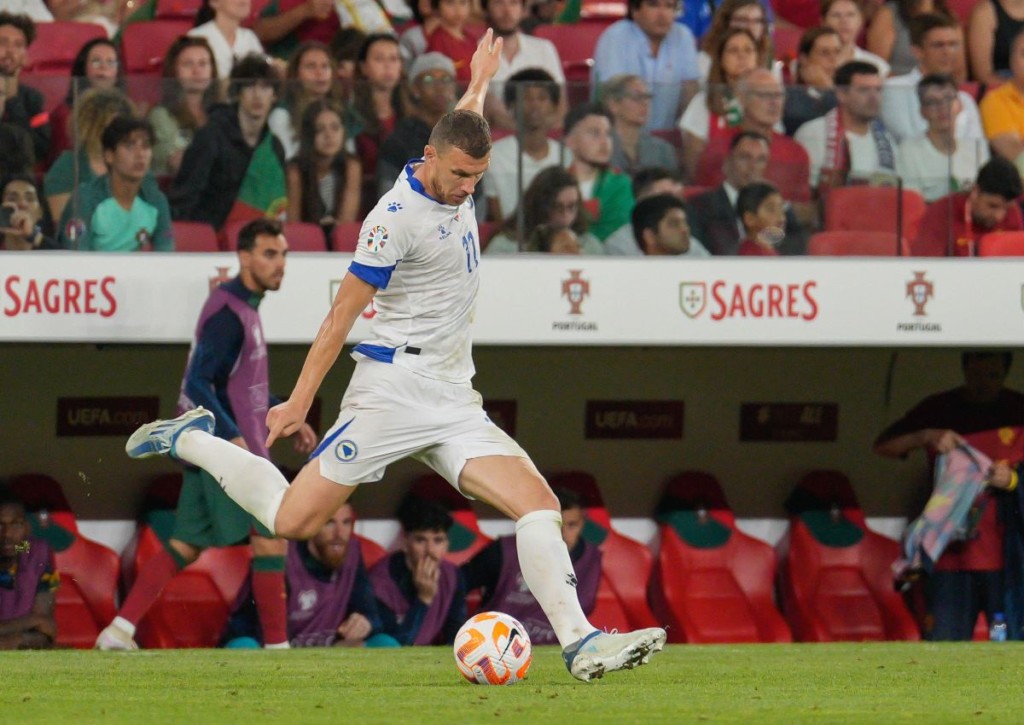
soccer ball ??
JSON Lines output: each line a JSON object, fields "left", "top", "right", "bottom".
{"left": 453, "top": 611, "right": 532, "bottom": 685}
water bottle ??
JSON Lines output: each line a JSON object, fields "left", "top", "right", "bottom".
{"left": 990, "top": 612, "right": 1008, "bottom": 642}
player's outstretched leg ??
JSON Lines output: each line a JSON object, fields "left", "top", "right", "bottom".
{"left": 126, "top": 407, "right": 289, "bottom": 534}
{"left": 459, "top": 456, "right": 667, "bottom": 682}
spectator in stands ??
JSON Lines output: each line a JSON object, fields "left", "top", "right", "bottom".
{"left": 736, "top": 180, "right": 785, "bottom": 255}
{"left": 968, "top": 0, "right": 1024, "bottom": 86}
{"left": 912, "top": 156, "right": 1024, "bottom": 255}
{"left": 604, "top": 166, "right": 684, "bottom": 254}
{"left": 795, "top": 61, "right": 898, "bottom": 192}
{"left": 680, "top": 29, "right": 760, "bottom": 177}
{"left": 149, "top": 37, "right": 221, "bottom": 178}
{"left": 377, "top": 52, "right": 456, "bottom": 198}
{"left": 352, "top": 34, "right": 405, "bottom": 184}
{"left": 369, "top": 498, "right": 467, "bottom": 646}
{"left": 593, "top": 0, "right": 700, "bottom": 131}
{"left": 482, "top": 0, "right": 566, "bottom": 130}
{"left": 48, "top": 0, "right": 125, "bottom": 35}
{"left": 425, "top": 0, "right": 480, "bottom": 83}
{"left": 44, "top": 88, "right": 136, "bottom": 224}
{"left": 286, "top": 504, "right": 394, "bottom": 647}
{"left": 399, "top": 0, "right": 437, "bottom": 64}
{"left": 484, "top": 68, "right": 569, "bottom": 222}
{"left": 5, "top": 1, "right": 51, "bottom": 22}
{"left": 329, "top": 28, "right": 367, "bottom": 104}
{"left": 564, "top": 103, "right": 634, "bottom": 241}
{"left": 171, "top": 54, "right": 286, "bottom": 232}
{"left": 695, "top": 69, "right": 814, "bottom": 226}
{"left": 0, "top": 488, "right": 57, "bottom": 650}
{"left": 189, "top": 0, "right": 267, "bottom": 80}
{"left": 823, "top": 0, "right": 891, "bottom": 78}
{"left": 461, "top": 488, "right": 600, "bottom": 645}
{"left": 631, "top": 193, "right": 710, "bottom": 256}
{"left": 60, "top": 117, "right": 173, "bottom": 252}
{"left": 881, "top": 14, "right": 981, "bottom": 144}
{"left": 523, "top": 224, "right": 585, "bottom": 254}
{"left": 486, "top": 166, "right": 603, "bottom": 253}
{"left": 897, "top": 74, "right": 990, "bottom": 202}
{"left": 0, "top": 13, "right": 49, "bottom": 164}
{"left": 689, "top": 131, "right": 803, "bottom": 255}
{"left": 696, "top": 0, "right": 777, "bottom": 81}
{"left": 268, "top": 41, "right": 344, "bottom": 160}
{"left": 48, "top": 39, "right": 128, "bottom": 167}
{"left": 602, "top": 75, "right": 678, "bottom": 176}
{"left": 0, "top": 174, "right": 57, "bottom": 250}
{"left": 981, "top": 30, "right": 1024, "bottom": 167}
{"left": 253, "top": 0, "right": 341, "bottom": 60}
{"left": 873, "top": 351, "right": 1024, "bottom": 641}
{"left": 783, "top": 27, "right": 840, "bottom": 137}
{"left": 286, "top": 100, "right": 360, "bottom": 238}
{"left": 869, "top": 0, "right": 961, "bottom": 79}
{"left": 0, "top": 98, "right": 34, "bottom": 176}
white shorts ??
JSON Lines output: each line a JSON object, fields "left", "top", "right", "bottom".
{"left": 316, "top": 360, "right": 529, "bottom": 490}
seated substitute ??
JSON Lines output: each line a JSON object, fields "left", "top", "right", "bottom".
{"left": 0, "top": 487, "right": 58, "bottom": 650}
{"left": 59, "top": 117, "right": 173, "bottom": 252}
{"left": 369, "top": 498, "right": 467, "bottom": 646}
{"left": 462, "top": 487, "right": 600, "bottom": 645}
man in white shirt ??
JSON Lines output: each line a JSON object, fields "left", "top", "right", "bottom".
{"left": 897, "top": 73, "right": 989, "bottom": 201}
{"left": 795, "top": 60, "right": 899, "bottom": 189}
{"left": 483, "top": 0, "right": 565, "bottom": 129}
{"left": 880, "top": 13, "right": 983, "bottom": 144}
{"left": 484, "top": 68, "right": 571, "bottom": 221}
{"left": 6, "top": 1, "right": 51, "bottom": 22}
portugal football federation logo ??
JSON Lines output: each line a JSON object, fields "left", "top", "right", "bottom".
{"left": 679, "top": 282, "right": 707, "bottom": 319}
{"left": 906, "top": 271, "right": 934, "bottom": 316}
{"left": 561, "top": 270, "right": 589, "bottom": 315}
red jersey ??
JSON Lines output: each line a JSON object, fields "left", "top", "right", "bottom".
{"left": 426, "top": 26, "right": 479, "bottom": 83}
{"left": 737, "top": 239, "right": 779, "bottom": 256}
{"left": 912, "top": 191, "right": 1024, "bottom": 257}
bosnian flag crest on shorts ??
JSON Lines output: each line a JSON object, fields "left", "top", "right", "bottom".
{"left": 366, "top": 225, "right": 389, "bottom": 254}
{"left": 335, "top": 440, "right": 358, "bottom": 461}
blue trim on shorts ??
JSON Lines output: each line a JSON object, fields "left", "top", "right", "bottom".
{"left": 349, "top": 261, "right": 395, "bottom": 289}
{"left": 353, "top": 343, "right": 396, "bottom": 363}
{"left": 309, "top": 416, "right": 355, "bottom": 461}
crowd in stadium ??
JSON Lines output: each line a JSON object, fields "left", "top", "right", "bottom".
{"left": 3, "top": 0, "right": 1024, "bottom": 254}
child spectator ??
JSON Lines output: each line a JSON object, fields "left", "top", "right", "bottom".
{"left": 425, "top": 0, "right": 480, "bottom": 83}
{"left": 269, "top": 41, "right": 345, "bottom": 160}
{"left": 526, "top": 224, "right": 582, "bottom": 254}
{"left": 48, "top": 39, "right": 127, "bottom": 166}
{"left": 736, "top": 180, "right": 785, "bottom": 256}
{"left": 59, "top": 117, "right": 172, "bottom": 252}
{"left": 149, "top": 36, "right": 221, "bottom": 178}
{"left": 352, "top": 34, "right": 405, "bottom": 183}
{"left": 0, "top": 12, "right": 50, "bottom": 163}
{"left": 0, "top": 174, "right": 57, "bottom": 250}
{"left": 189, "top": 0, "right": 266, "bottom": 80}
{"left": 0, "top": 487, "right": 58, "bottom": 650}
{"left": 44, "top": 88, "right": 136, "bottom": 223}
{"left": 286, "top": 100, "right": 360, "bottom": 234}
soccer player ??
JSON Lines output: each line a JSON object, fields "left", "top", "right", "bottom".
{"left": 97, "top": 219, "right": 317, "bottom": 651}
{"left": 125, "top": 30, "right": 666, "bottom": 681}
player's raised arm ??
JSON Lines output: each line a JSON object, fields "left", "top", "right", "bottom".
{"left": 454, "top": 28, "right": 503, "bottom": 117}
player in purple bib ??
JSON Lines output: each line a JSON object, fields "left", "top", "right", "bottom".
{"left": 0, "top": 489, "right": 59, "bottom": 650}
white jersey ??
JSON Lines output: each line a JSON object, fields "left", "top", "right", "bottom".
{"left": 347, "top": 160, "right": 481, "bottom": 384}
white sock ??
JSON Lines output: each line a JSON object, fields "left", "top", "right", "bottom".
{"left": 515, "top": 509, "right": 597, "bottom": 649}
{"left": 113, "top": 616, "right": 136, "bottom": 638}
{"left": 175, "top": 430, "right": 288, "bottom": 534}
{"left": 264, "top": 641, "right": 290, "bottom": 650}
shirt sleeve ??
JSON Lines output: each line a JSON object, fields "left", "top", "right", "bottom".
{"left": 350, "top": 558, "right": 385, "bottom": 634}
{"left": 183, "top": 305, "right": 245, "bottom": 440}
{"left": 459, "top": 539, "right": 503, "bottom": 598}
{"left": 348, "top": 207, "right": 409, "bottom": 289}
{"left": 981, "top": 90, "right": 1020, "bottom": 140}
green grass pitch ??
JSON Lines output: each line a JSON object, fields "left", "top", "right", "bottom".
{"left": 2, "top": 643, "right": 1024, "bottom": 723}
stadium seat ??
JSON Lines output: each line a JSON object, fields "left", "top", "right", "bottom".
{"left": 222, "top": 220, "right": 327, "bottom": 251}
{"left": 547, "top": 470, "right": 659, "bottom": 629}
{"left": 588, "top": 573, "right": 633, "bottom": 633}
{"left": 532, "top": 22, "right": 610, "bottom": 103}
{"left": 807, "top": 230, "right": 911, "bottom": 256}
{"left": 407, "top": 474, "right": 492, "bottom": 566}
{"left": 947, "top": 0, "right": 981, "bottom": 24}
{"left": 121, "top": 20, "right": 192, "bottom": 75}
{"left": 24, "top": 22, "right": 107, "bottom": 72}
{"left": 778, "top": 470, "right": 920, "bottom": 642}
{"left": 356, "top": 534, "right": 387, "bottom": 570}
{"left": 332, "top": 222, "right": 362, "bottom": 252}
{"left": 172, "top": 221, "right": 220, "bottom": 252}
{"left": 578, "top": 0, "right": 626, "bottom": 19}
{"left": 823, "top": 186, "right": 926, "bottom": 241}
{"left": 54, "top": 536, "right": 120, "bottom": 649}
{"left": 155, "top": 0, "right": 203, "bottom": 20}
{"left": 8, "top": 472, "right": 80, "bottom": 548}
{"left": 978, "top": 231, "right": 1024, "bottom": 256}
{"left": 772, "top": 25, "right": 804, "bottom": 62}
{"left": 649, "top": 471, "right": 792, "bottom": 644}
{"left": 681, "top": 185, "right": 712, "bottom": 201}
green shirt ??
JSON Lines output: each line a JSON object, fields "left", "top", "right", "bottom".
{"left": 588, "top": 169, "right": 635, "bottom": 242}
{"left": 59, "top": 174, "right": 173, "bottom": 252}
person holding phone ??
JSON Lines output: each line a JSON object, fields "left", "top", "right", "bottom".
{"left": 0, "top": 174, "right": 56, "bottom": 250}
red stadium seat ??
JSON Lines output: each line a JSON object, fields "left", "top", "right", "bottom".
{"left": 947, "top": 0, "right": 981, "bottom": 24}
{"left": 332, "top": 222, "right": 362, "bottom": 252}
{"left": 772, "top": 25, "right": 804, "bottom": 62}
{"left": 282, "top": 222, "right": 329, "bottom": 251}
{"left": 681, "top": 185, "right": 712, "bottom": 200}
{"left": 356, "top": 534, "right": 387, "bottom": 570}
{"left": 588, "top": 574, "right": 633, "bottom": 633}
{"left": 547, "top": 471, "right": 658, "bottom": 629}
{"left": 407, "top": 474, "right": 492, "bottom": 566}
{"left": 978, "top": 231, "right": 1024, "bottom": 256}
{"left": 8, "top": 472, "right": 80, "bottom": 542}
{"left": 155, "top": 0, "right": 203, "bottom": 20}
{"left": 121, "top": 20, "right": 192, "bottom": 75}
{"left": 649, "top": 471, "right": 792, "bottom": 644}
{"left": 533, "top": 21, "right": 611, "bottom": 103}
{"left": 54, "top": 536, "right": 120, "bottom": 649}
{"left": 172, "top": 221, "right": 220, "bottom": 252}
{"left": 807, "top": 230, "right": 910, "bottom": 256}
{"left": 24, "top": 22, "right": 107, "bottom": 72}
{"left": 778, "top": 471, "right": 920, "bottom": 642}
{"left": 823, "top": 186, "right": 926, "bottom": 240}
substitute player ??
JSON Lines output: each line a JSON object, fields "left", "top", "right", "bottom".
{"left": 98, "top": 219, "right": 317, "bottom": 650}
{"left": 125, "top": 31, "right": 666, "bottom": 680}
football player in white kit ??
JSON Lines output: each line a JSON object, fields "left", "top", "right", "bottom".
{"left": 125, "top": 30, "right": 666, "bottom": 681}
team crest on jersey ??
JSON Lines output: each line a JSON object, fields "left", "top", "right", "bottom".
{"left": 386, "top": 201, "right": 403, "bottom": 212}
{"left": 438, "top": 223, "right": 451, "bottom": 240}
{"left": 366, "top": 225, "right": 389, "bottom": 254}
{"left": 335, "top": 440, "right": 358, "bottom": 462}
{"left": 299, "top": 589, "right": 318, "bottom": 611}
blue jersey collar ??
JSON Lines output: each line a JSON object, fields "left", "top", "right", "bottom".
{"left": 404, "top": 158, "right": 456, "bottom": 208}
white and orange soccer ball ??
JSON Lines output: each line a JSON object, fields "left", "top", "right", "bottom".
{"left": 453, "top": 611, "right": 532, "bottom": 685}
